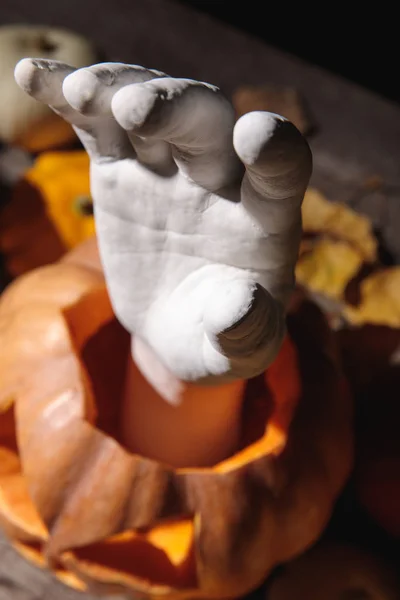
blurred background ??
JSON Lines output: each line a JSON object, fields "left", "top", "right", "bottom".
{"left": 179, "top": 1, "right": 399, "bottom": 104}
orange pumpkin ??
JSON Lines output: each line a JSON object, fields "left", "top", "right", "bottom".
{"left": 0, "top": 151, "right": 94, "bottom": 278}
{"left": 0, "top": 238, "right": 353, "bottom": 598}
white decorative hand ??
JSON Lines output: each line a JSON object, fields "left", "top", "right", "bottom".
{"left": 15, "top": 60, "right": 311, "bottom": 390}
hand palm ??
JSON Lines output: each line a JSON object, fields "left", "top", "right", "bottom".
{"left": 15, "top": 60, "right": 311, "bottom": 389}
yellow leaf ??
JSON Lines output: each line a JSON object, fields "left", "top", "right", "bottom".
{"left": 302, "top": 188, "right": 377, "bottom": 262}
{"left": 344, "top": 268, "right": 400, "bottom": 327}
{"left": 296, "top": 239, "right": 363, "bottom": 299}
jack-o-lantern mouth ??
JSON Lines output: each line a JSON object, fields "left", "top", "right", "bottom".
{"left": 0, "top": 239, "right": 352, "bottom": 598}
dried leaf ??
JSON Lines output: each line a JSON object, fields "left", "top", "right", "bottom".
{"left": 296, "top": 239, "right": 364, "bottom": 300}
{"left": 344, "top": 268, "right": 400, "bottom": 327}
{"left": 302, "top": 188, "right": 377, "bottom": 262}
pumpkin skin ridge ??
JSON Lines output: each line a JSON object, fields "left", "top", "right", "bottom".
{"left": 44, "top": 428, "right": 137, "bottom": 559}
{"left": 15, "top": 359, "right": 98, "bottom": 531}
{"left": 119, "top": 460, "right": 182, "bottom": 531}
{"left": 0, "top": 408, "right": 48, "bottom": 544}
{"left": 0, "top": 238, "right": 353, "bottom": 599}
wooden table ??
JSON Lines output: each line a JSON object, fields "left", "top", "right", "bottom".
{"left": 0, "top": 0, "right": 399, "bottom": 597}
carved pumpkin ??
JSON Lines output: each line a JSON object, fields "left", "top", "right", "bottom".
{"left": 0, "top": 238, "right": 352, "bottom": 598}
{"left": 0, "top": 151, "right": 94, "bottom": 278}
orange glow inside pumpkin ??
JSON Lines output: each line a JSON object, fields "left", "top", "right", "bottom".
{"left": 64, "top": 519, "right": 197, "bottom": 589}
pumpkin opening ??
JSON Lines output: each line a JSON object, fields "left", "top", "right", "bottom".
{"left": 63, "top": 284, "right": 300, "bottom": 469}
{"left": 74, "top": 305, "right": 300, "bottom": 471}
{"left": 0, "top": 402, "right": 47, "bottom": 541}
{"left": 63, "top": 519, "right": 197, "bottom": 590}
